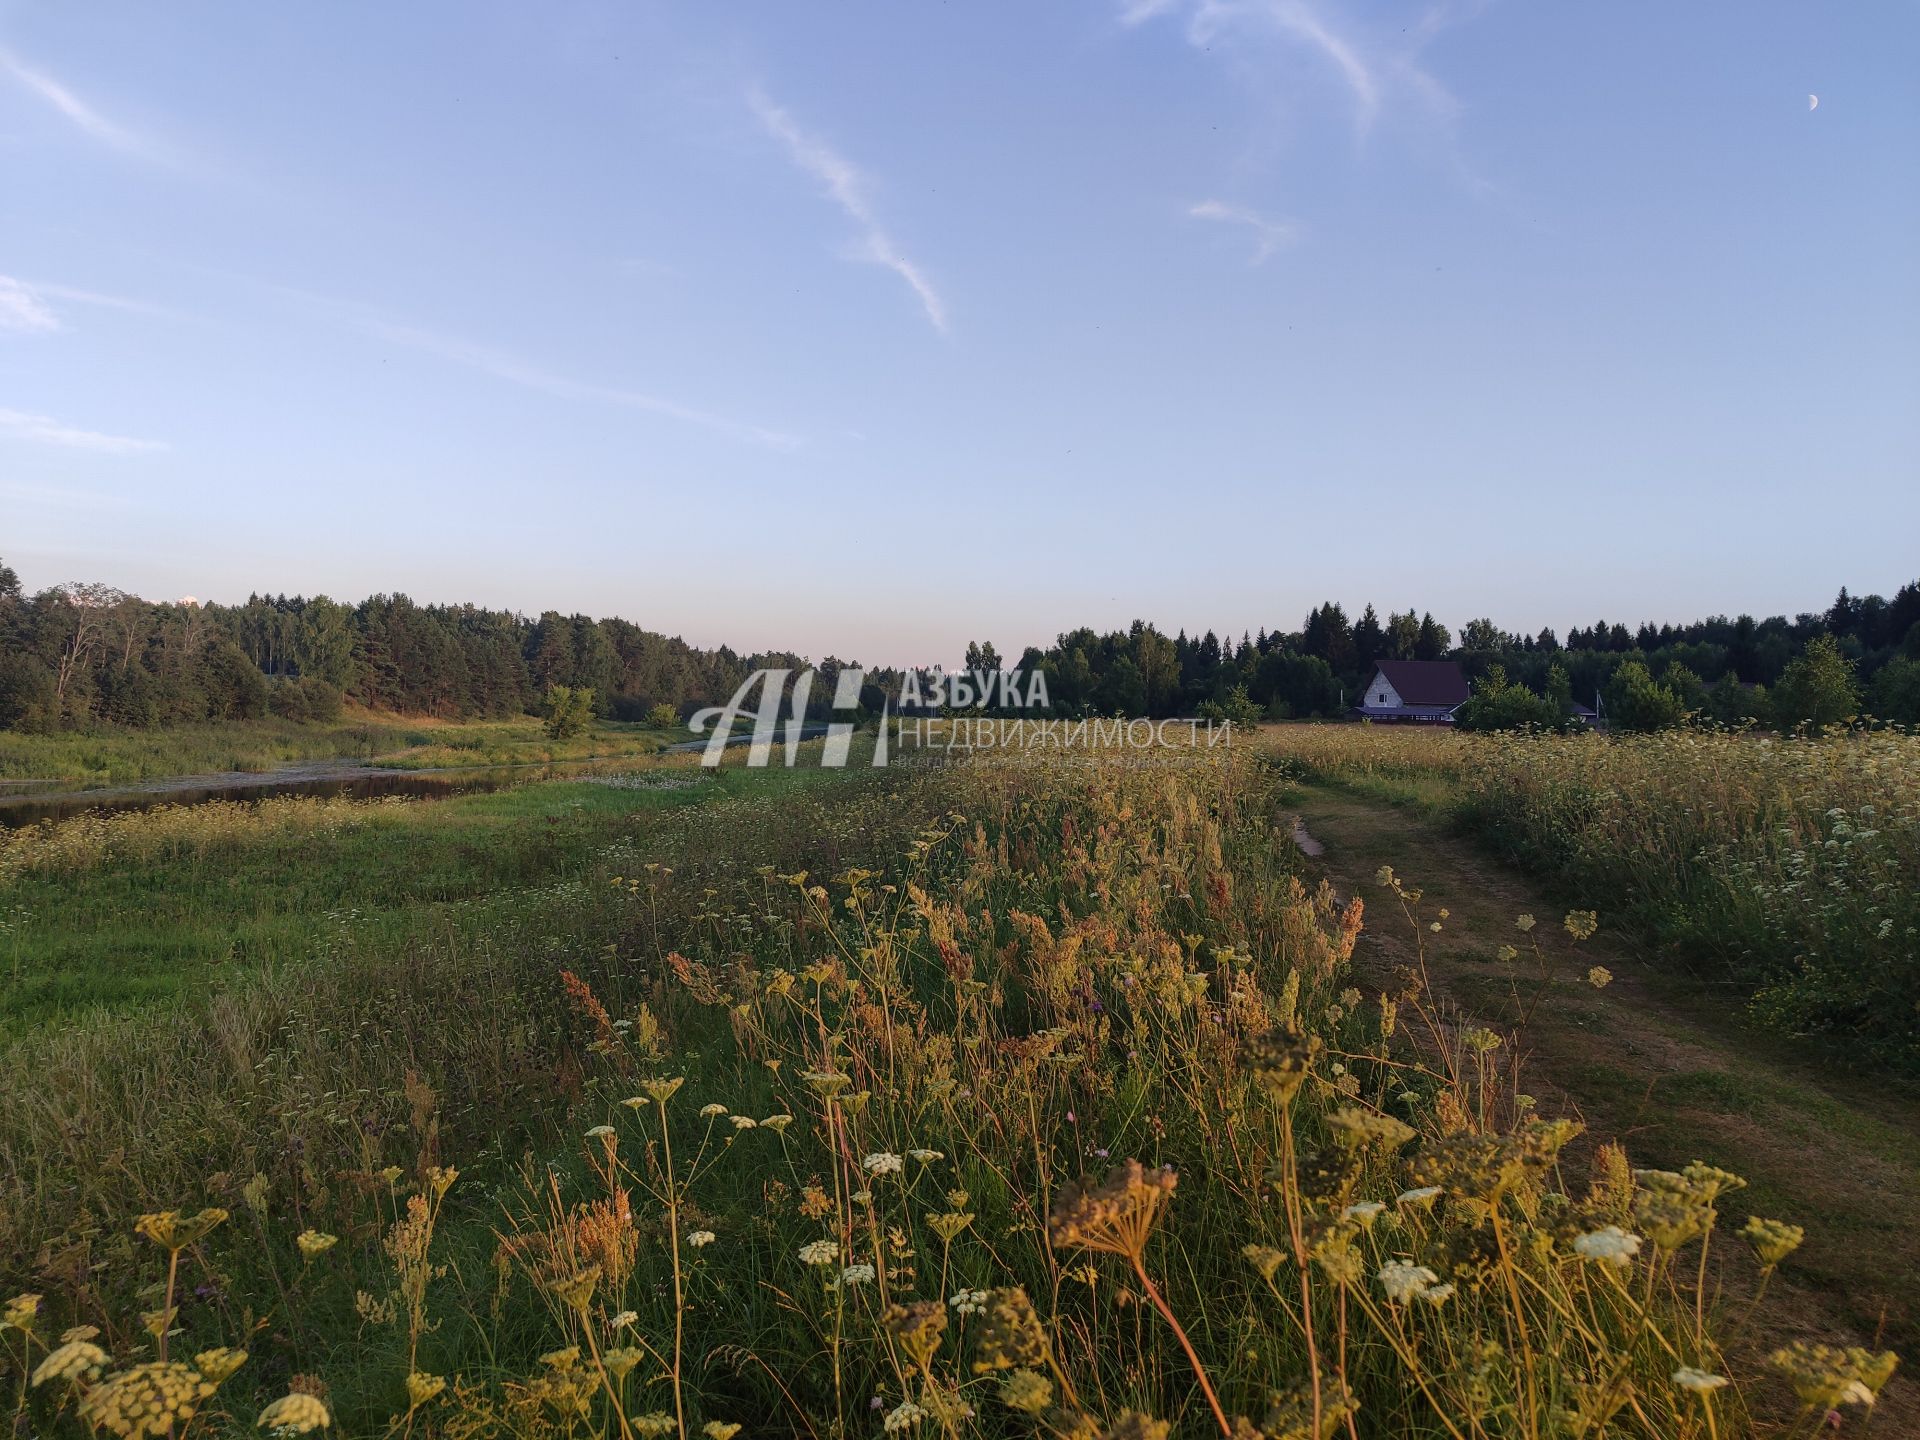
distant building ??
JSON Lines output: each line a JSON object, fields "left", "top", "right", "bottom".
{"left": 1353, "top": 660, "right": 1470, "bottom": 724}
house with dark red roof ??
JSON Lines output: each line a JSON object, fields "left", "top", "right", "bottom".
{"left": 1353, "top": 659, "right": 1470, "bottom": 724}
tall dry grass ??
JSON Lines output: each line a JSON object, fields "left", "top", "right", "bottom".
{"left": 3, "top": 744, "right": 1883, "bottom": 1437}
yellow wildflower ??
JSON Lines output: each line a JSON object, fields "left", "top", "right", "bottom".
{"left": 31, "top": 1340, "right": 108, "bottom": 1388}
{"left": 406, "top": 1372, "right": 446, "bottom": 1408}
{"left": 195, "top": 1347, "right": 249, "bottom": 1384}
{"left": 81, "top": 1362, "right": 217, "bottom": 1438}
{"left": 257, "top": 1391, "right": 332, "bottom": 1434}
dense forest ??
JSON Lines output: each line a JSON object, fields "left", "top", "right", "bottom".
{"left": 2, "top": 554, "right": 1916, "bottom": 732}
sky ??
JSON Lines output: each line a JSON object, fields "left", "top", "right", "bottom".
{"left": 2, "top": 1, "right": 1915, "bottom": 668}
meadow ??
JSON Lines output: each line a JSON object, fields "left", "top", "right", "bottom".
{"left": 0, "top": 714, "right": 682, "bottom": 785}
{"left": 2, "top": 736, "right": 1897, "bottom": 1438}
{"left": 1260, "top": 724, "right": 1920, "bottom": 1070}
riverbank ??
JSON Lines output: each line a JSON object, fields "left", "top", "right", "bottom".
{"left": 0, "top": 712, "right": 684, "bottom": 787}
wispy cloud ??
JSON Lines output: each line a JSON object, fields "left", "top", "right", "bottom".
{"left": 33, "top": 281, "right": 194, "bottom": 322}
{"left": 0, "top": 407, "right": 166, "bottom": 454}
{"left": 750, "top": 91, "right": 949, "bottom": 335}
{"left": 1188, "top": 199, "right": 1300, "bottom": 263}
{"left": 0, "top": 275, "right": 59, "bottom": 332}
{"left": 1121, "top": 0, "right": 1466, "bottom": 138}
{"left": 356, "top": 315, "right": 802, "bottom": 451}
{"left": 0, "top": 47, "right": 162, "bottom": 159}
{"left": 0, "top": 274, "right": 195, "bottom": 329}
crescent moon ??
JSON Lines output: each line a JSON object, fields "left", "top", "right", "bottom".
{"left": 1809, "top": 93, "right": 1818, "bottom": 111}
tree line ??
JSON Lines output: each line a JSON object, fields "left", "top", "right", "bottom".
{"left": 2, "top": 553, "right": 1915, "bottom": 733}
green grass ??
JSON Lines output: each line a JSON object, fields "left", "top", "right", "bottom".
{"left": 0, "top": 714, "right": 687, "bottom": 785}
{"left": 0, "top": 762, "right": 830, "bottom": 1032}
{"left": 0, "top": 714, "right": 442, "bottom": 783}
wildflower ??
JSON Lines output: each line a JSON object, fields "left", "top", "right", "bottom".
{"left": 703, "top": 1425, "right": 743, "bottom": 1440}
{"left": 928, "top": 1211, "right": 975, "bottom": 1242}
{"left": 3, "top": 1292, "right": 40, "bottom": 1330}
{"left": 949, "top": 1289, "right": 990, "bottom": 1316}
{"left": 908, "top": 1148, "right": 944, "bottom": 1163}
{"left": 729, "top": 1114, "right": 757, "bottom": 1130}
{"left": 802, "top": 1070, "right": 852, "bottom": 1097}
{"left": 1680, "top": 1161, "right": 1747, "bottom": 1202}
{"left": 1313, "top": 1233, "right": 1364, "bottom": 1287}
{"left": 1047, "top": 1160, "right": 1177, "bottom": 1260}
{"left": 621, "top": 1096, "right": 650, "bottom": 1110}
{"left": 585, "top": 1124, "right": 616, "bottom": 1140}
{"left": 426, "top": 1166, "right": 459, "bottom": 1196}
{"left": 1460, "top": 1027, "right": 1502, "bottom": 1054}
{"left": 78, "top": 1364, "right": 214, "bottom": 1437}
{"left": 31, "top": 1340, "right": 109, "bottom": 1388}
{"left": 1496, "top": 944, "right": 1519, "bottom": 962}
{"left": 799, "top": 1239, "right": 840, "bottom": 1267}
{"left": 195, "top": 1348, "right": 249, "bottom": 1385}
{"left": 1242, "top": 1021, "right": 1320, "bottom": 1105}
{"left": 551, "top": 1267, "right": 600, "bottom": 1311}
{"left": 1587, "top": 966, "right": 1613, "bottom": 988}
{"left": 839, "top": 1263, "right": 877, "bottom": 1286}
{"left": 1422, "top": 1283, "right": 1456, "bottom": 1306}
{"left": 852, "top": 1190, "right": 874, "bottom": 1205}
{"left": 864, "top": 1152, "right": 905, "bottom": 1176}
{"left": 700, "top": 1103, "right": 728, "bottom": 1119}
{"left": 602, "top": 1348, "right": 644, "bottom": 1381}
{"left": 135, "top": 1208, "right": 229, "bottom": 1252}
{"left": 62, "top": 1325, "right": 100, "bottom": 1342}
{"left": 406, "top": 1372, "right": 447, "bottom": 1407}
{"left": 1328, "top": 1107, "right": 1415, "bottom": 1151}
{"left": 379, "top": 1165, "right": 405, "bottom": 1184}
{"left": 687, "top": 1230, "right": 717, "bottom": 1248}
{"left": 541, "top": 1347, "right": 582, "bottom": 1372}
{"left": 1564, "top": 910, "right": 1598, "bottom": 940}
{"left": 1572, "top": 1226, "right": 1643, "bottom": 1267}
{"left": 295, "top": 1230, "right": 338, "bottom": 1260}
{"left": 1767, "top": 1342, "right": 1897, "bottom": 1410}
{"left": 1632, "top": 1172, "right": 1715, "bottom": 1250}
{"left": 1341, "top": 1201, "right": 1386, "bottom": 1227}
{"left": 1242, "top": 1245, "right": 1286, "bottom": 1281}
{"left": 1672, "top": 1367, "right": 1728, "bottom": 1394}
{"left": 1396, "top": 1186, "right": 1442, "bottom": 1209}
{"left": 634, "top": 1414, "right": 678, "bottom": 1437}
{"left": 1516, "top": 914, "right": 1536, "bottom": 932}
{"left": 999, "top": 1368, "right": 1053, "bottom": 1413}
{"left": 884, "top": 1400, "right": 926, "bottom": 1432}
{"left": 610, "top": 1310, "right": 638, "bottom": 1329}
{"left": 762, "top": 1114, "right": 795, "bottom": 1131}
{"left": 642, "top": 1076, "right": 685, "bottom": 1105}
{"left": 971, "top": 1287, "right": 1048, "bottom": 1373}
{"left": 1376, "top": 1261, "right": 1440, "bottom": 1304}
{"left": 256, "top": 1392, "right": 330, "bottom": 1436}
{"left": 885, "top": 1300, "right": 948, "bottom": 1369}
{"left": 1741, "top": 1216, "right": 1805, "bottom": 1268}
{"left": 1103, "top": 1411, "right": 1171, "bottom": 1440}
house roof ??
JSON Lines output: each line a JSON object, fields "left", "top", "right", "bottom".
{"left": 1372, "top": 660, "right": 1471, "bottom": 707}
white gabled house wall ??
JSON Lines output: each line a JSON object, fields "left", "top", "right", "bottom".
{"left": 1365, "top": 669, "right": 1404, "bottom": 710}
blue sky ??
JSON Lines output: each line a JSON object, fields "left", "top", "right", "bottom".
{"left": 2, "top": 1, "right": 1914, "bottom": 667}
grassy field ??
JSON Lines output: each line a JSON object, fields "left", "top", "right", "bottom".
{"left": 1259, "top": 723, "right": 1920, "bottom": 1071}
{"left": 0, "top": 764, "right": 718, "bottom": 1029}
{"left": 1, "top": 737, "right": 1890, "bottom": 1438}
{"left": 0, "top": 713, "right": 686, "bottom": 785}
